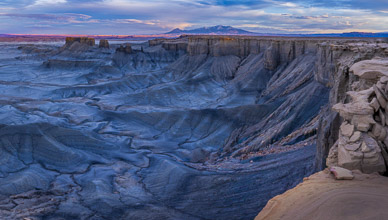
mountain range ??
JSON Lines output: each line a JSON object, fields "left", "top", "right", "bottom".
{"left": 166, "top": 25, "right": 388, "bottom": 37}
{"left": 1, "top": 25, "right": 387, "bottom": 42}
{"left": 165, "top": 25, "right": 255, "bottom": 35}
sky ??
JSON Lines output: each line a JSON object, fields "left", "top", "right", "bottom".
{"left": 0, "top": 0, "right": 387, "bottom": 35}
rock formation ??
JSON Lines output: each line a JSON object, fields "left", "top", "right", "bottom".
{"left": 65, "top": 37, "right": 95, "bottom": 46}
{"left": 99, "top": 39, "right": 109, "bottom": 48}
{"left": 58, "top": 37, "right": 96, "bottom": 55}
{"left": 149, "top": 38, "right": 187, "bottom": 52}
{"left": 314, "top": 41, "right": 388, "bottom": 171}
{"left": 116, "top": 43, "right": 132, "bottom": 54}
{"left": 330, "top": 166, "right": 354, "bottom": 180}
{"left": 148, "top": 38, "right": 166, "bottom": 46}
{"left": 326, "top": 58, "right": 388, "bottom": 173}
{"left": 256, "top": 55, "right": 388, "bottom": 220}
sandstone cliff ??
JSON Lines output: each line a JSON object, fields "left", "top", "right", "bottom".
{"left": 57, "top": 37, "right": 97, "bottom": 57}
{"left": 99, "top": 39, "right": 109, "bottom": 49}
{"left": 65, "top": 37, "right": 95, "bottom": 46}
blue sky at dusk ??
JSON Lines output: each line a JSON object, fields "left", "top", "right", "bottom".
{"left": 0, "top": 0, "right": 387, "bottom": 35}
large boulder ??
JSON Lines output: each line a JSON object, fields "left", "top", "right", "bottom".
{"left": 350, "top": 58, "right": 388, "bottom": 80}
{"left": 340, "top": 122, "right": 354, "bottom": 137}
{"left": 330, "top": 166, "right": 354, "bottom": 180}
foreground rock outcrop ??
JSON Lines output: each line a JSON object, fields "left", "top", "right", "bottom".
{"left": 255, "top": 169, "right": 388, "bottom": 220}
{"left": 256, "top": 47, "right": 388, "bottom": 220}
{"left": 327, "top": 58, "right": 388, "bottom": 173}
{"left": 314, "top": 41, "right": 388, "bottom": 171}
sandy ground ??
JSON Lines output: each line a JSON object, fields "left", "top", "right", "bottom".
{"left": 255, "top": 169, "right": 388, "bottom": 220}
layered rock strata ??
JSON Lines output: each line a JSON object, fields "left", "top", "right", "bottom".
{"left": 58, "top": 37, "right": 97, "bottom": 55}
{"left": 149, "top": 38, "right": 188, "bottom": 52}
{"left": 65, "top": 37, "right": 95, "bottom": 46}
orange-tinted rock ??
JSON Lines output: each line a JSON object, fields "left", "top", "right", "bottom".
{"left": 65, "top": 37, "right": 95, "bottom": 46}
{"left": 255, "top": 170, "right": 388, "bottom": 220}
{"left": 99, "top": 39, "right": 109, "bottom": 48}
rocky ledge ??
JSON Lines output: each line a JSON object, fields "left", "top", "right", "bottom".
{"left": 255, "top": 169, "right": 388, "bottom": 220}
{"left": 328, "top": 58, "right": 388, "bottom": 173}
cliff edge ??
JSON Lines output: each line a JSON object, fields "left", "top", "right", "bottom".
{"left": 256, "top": 45, "right": 388, "bottom": 220}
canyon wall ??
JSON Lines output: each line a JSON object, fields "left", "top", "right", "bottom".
{"left": 174, "top": 36, "right": 388, "bottom": 168}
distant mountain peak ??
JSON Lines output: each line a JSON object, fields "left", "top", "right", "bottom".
{"left": 165, "top": 25, "right": 255, "bottom": 35}
{"left": 168, "top": 28, "right": 184, "bottom": 34}
{"left": 215, "top": 25, "right": 231, "bottom": 29}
